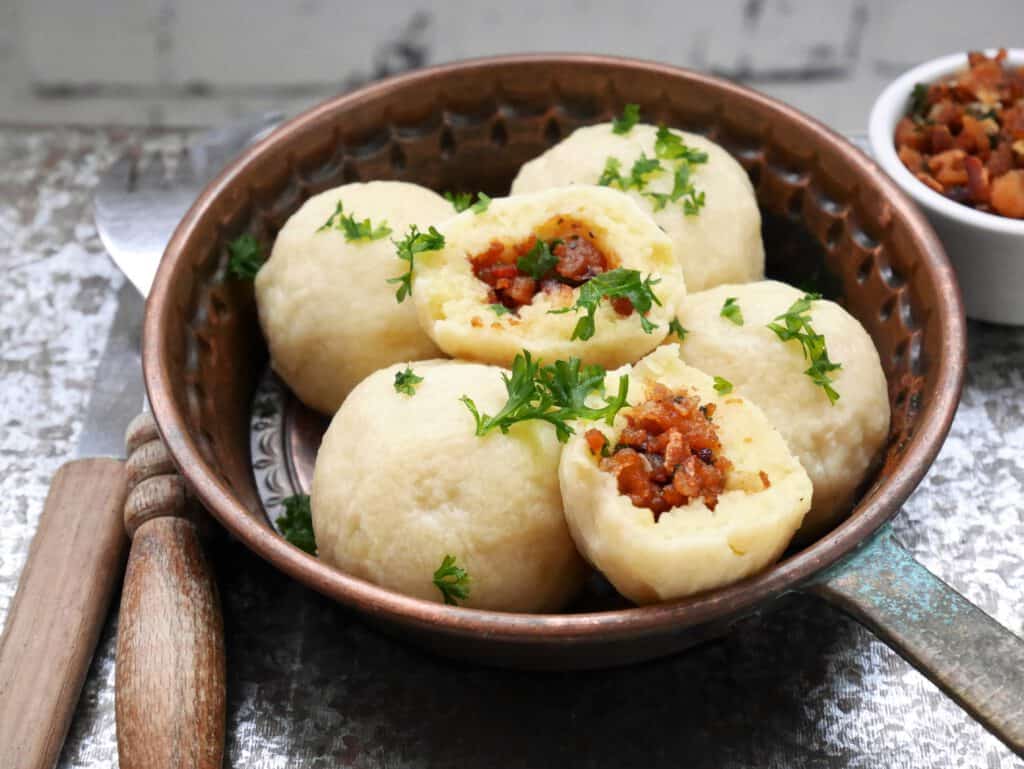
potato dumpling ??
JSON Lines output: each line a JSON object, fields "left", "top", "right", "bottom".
{"left": 311, "top": 359, "right": 587, "bottom": 612}
{"left": 674, "top": 280, "right": 890, "bottom": 538}
{"left": 412, "top": 185, "right": 685, "bottom": 371}
{"left": 560, "top": 346, "right": 812, "bottom": 604}
{"left": 255, "top": 181, "right": 453, "bottom": 414}
{"left": 512, "top": 123, "right": 764, "bottom": 293}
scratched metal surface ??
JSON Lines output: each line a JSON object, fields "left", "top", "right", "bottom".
{"left": 0, "top": 126, "right": 1022, "bottom": 768}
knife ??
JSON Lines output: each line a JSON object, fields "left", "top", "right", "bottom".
{"left": 0, "top": 281, "right": 142, "bottom": 769}
{"left": 0, "top": 113, "right": 281, "bottom": 769}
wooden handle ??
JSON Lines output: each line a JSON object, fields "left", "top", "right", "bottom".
{"left": 115, "top": 414, "right": 225, "bottom": 769}
{"left": 0, "top": 458, "right": 130, "bottom": 769}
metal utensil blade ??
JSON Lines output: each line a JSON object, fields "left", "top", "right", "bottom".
{"left": 87, "top": 112, "right": 285, "bottom": 456}
{"left": 75, "top": 281, "right": 146, "bottom": 459}
{"left": 94, "top": 112, "right": 283, "bottom": 296}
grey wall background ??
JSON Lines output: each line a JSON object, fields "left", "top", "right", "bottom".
{"left": 1, "top": 0, "right": 1021, "bottom": 130}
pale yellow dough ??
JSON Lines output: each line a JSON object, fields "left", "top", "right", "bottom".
{"left": 254, "top": 181, "right": 453, "bottom": 414}
{"left": 559, "top": 346, "right": 812, "bottom": 605}
{"left": 412, "top": 185, "right": 685, "bottom": 370}
{"left": 311, "top": 359, "right": 587, "bottom": 612}
{"left": 674, "top": 281, "right": 890, "bottom": 538}
{"left": 511, "top": 123, "right": 764, "bottom": 292}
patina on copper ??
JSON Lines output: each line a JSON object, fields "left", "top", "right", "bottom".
{"left": 143, "top": 57, "right": 971, "bottom": 665}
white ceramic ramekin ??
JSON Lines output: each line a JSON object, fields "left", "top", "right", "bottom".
{"left": 869, "top": 49, "right": 1024, "bottom": 325}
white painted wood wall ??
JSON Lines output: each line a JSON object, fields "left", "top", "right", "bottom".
{"left": 0, "top": 0, "right": 1020, "bottom": 129}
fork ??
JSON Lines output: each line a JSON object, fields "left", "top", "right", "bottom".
{"left": 91, "top": 112, "right": 281, "bottom": 769}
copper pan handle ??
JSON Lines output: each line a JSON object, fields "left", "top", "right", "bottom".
{"left": 804, "top": 526, "right": 1024, "bottom": 757}
{"left": 115, "top": 413, "right": 226, "bottom": 769}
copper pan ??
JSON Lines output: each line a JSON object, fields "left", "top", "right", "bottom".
{"left": 142, "top": 56, "right": 1023, "bottom": 755}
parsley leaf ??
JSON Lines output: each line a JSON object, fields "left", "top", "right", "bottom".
{"left": 227, "top": 234, "right": 265, "bottom": 280}
{"left": 460, "top": 351, "right": 630, "bottom": 444}
{"left": 490, "top": 303, "right": 510, "bottom": 316}
{"left": 598, "top": 154, "right": 663, "bottom": 192}
{"left": 766, "top": 293, "right": 842, "bottom": 405}
{"left": 537, "top": 357, "right": 630, "bottom": 425}
{"left": 470, "top": 193, "right": 492, "bottom": 214}
{"left": 629, "top": 154, "right": 663, "bottom": 188}
{"left": 598, "top": 156, "right": 626, "bottom": 188}
{"left": 388, "top": 225, "right": 446, "bottom": 302}
{"left": 445, "top": 191, "right": 492, "bottom": 214}
{"left": 654, "top": 125, "right": 709, "bottom": 163}
{"left": 612, "top": 103, "right": 641, "bottom": 134}
{"left": 517, "top": 237, "right": 561, "bottom": 279}
{"left": 720, "top": 296, "right": 744, "bottom": 325}
{"left": 393, "top": 366, "right": 423, "bottom": 396}
{"left": 713, "top": 376, "right": 734, "bottom": 395}
{"left": 433, "top": 554, "right": 471, "bottom": 605}
{"left": 668, "top": 317, "right": 688, "bottom": 340}
{"left": 276, "top": 494, "right": 316, "bottom": 555}
{"left": 646, "top": 126, "right": 709, "bottom": 216}
{"left": 445, "top": 191, "right": 474, "bottom": 212}
{"left": 549, "top": 268, "right": 662, "bottom": 341}
{"left": 318, "top": 200, "right": 391, "bottom": 241}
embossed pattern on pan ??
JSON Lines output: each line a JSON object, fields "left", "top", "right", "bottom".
{"left": 145, "top": 56, "right": 964, "bottom": 668}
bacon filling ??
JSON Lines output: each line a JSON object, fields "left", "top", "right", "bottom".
{"left": 588, "top": 384, "right": 732, "bottom": 520}
{"left": 468, "top": 216, "right": 636, "bottom": 314}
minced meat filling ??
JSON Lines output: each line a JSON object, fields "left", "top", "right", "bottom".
{"left": 587, "top": 384, "right": 731, "bottom": 520}
{"left": 468, "top": 216, "right": 635, "bottom": 313}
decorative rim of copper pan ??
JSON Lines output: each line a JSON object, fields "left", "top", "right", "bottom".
{"left": 144, "top": 54, "right": 967, "bottom": 643}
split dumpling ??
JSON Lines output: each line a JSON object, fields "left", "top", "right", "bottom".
{"left": 412, "top": 185, "right": 685, "bottom": 370}
{"left": 311, "top": 359, "right": 587, "bottom": 613}
{"left": 255, "top": 181, "right": 453, "bottom": 414}
{"left": 673, "top": 280, "right": 890, "bottom": 538}
{"left": 559, "top": 346, "right": 812, "bottom": 604}
{"left": 512, "top": 123, "right": 764, "bottom": 292}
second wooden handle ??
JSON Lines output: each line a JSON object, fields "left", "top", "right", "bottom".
{"left": 115, "top": 414, "right": 225, "bottom": 769}
{"left": 0, "top": 458, "right": 129, "bottom": 769}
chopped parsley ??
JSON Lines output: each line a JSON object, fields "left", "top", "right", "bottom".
{"left": 276, "top": 494, "right": 316, "bottom": 555}
{"left": 393, "top": 366, "right": 423, "bottom": 396}
{"left": 766, "top": 293, "right": 842, "bottom": 404}
{"left": 433, "top": 554, "right": 471, "bottom": 606}
{"left": 549, "top": 268, "right": 661, "bottom": 341}
{"left": 598, "top": 126, "right": 708, "bottom": 216}
{"left": 647, "top": 126, "right": 708, "bottom": 216}
{"left": 227, "top": 234, "right": 265, "bottom": 279}
{"left": 720, "top": 296, "right": 744, "bottom": 325}
{"left": 598, "top": 156, "right": 625, "bottom": 187}
{"left": 471, "top": 193, "right": 492, "bottom": 214}
{"left": 445, "top": 191, "right": 491, "bottom": 214}
{"left": 317, "top": 200, "right": 391, "bottom": 241}
{"left": 713, "top": 376, "right": 734, "bottom": 395}
{"left": 612, "top": 103, "right": 641, "bottom": 134}
{"left": 460, "top": 351, "right": 630, "bottom": 443}
{"left": 516, "top": 237, "right": 561, "bottom": 279}
{"left": 653, "top": 125, "right": 709, "bottom": 164}
{"left": 490, "top": 303, "right": 511, "bottom": 316}
{"left": 388, "top": 225, "right": 446, "bottom": 302}
{"left": 667, "top": 317, "right": 688, "bottom": 340}
{"left": 597, "top": 154, "right": 663, "bottom": 192}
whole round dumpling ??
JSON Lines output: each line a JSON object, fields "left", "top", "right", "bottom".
{"left": 311, "top": 359, "right": 587, "bottom": 612}
{"left": 511, "top": 122, "right": 764, "bottom": 293}
{"left": 560, "top": 345, "right": 812, "bottom": 604}
{"left": 255, "top": 181, "right": 453, "bottom": 414}
{"left": 412, "top": 185, "right": 685, "bottom": 370}
{"left": 674, "top": 280, "right": 890, "bottom": 538}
